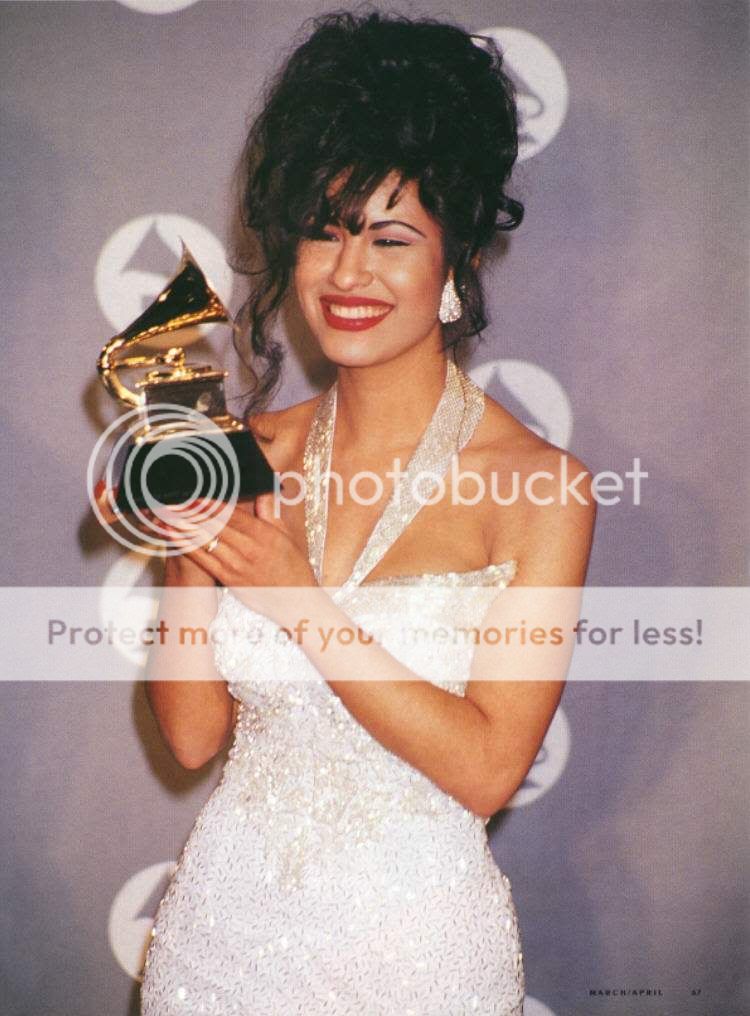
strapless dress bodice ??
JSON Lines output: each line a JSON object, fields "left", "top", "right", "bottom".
{"left": 209, "top": 560, "right": 518, "bottom": 892}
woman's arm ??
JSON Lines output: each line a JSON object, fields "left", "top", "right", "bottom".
{"left": 169, "top": 465, "right": 596, "bottom": 810}
{"left": 464, "top": 458, "right": 597, "bottom": 814}
{"left": 271, "top": 462, "right": 596, "bottom": 818}
{"left": 144, "top": 554, "right": 236, "bottom": 770}
{"left": 93, "top": 482, "right": 236, "bottom": 770}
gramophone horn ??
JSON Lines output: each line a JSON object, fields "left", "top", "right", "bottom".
{"left": 97, "top": 240, "right": 231, "bottom": 407}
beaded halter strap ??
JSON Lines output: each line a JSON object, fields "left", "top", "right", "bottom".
{"left": 303, "top": 358, "right": 486, "bottom": 602}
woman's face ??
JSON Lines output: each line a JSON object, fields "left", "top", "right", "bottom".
{"left": 293, "top": 170, "right": 447, "bottom": 367}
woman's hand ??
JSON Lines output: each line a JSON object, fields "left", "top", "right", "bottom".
{"left": 91, "top": 478, "right": 215, "bottom": 586}
{"left": 161, "top": 493, "right": 319, "bottom": 627}
{"left": 92, "top": 477, "right": 123, "bottom": 528}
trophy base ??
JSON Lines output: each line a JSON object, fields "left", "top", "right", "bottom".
{"left": 113, "top": 428, "right": 277, "bottom": 514}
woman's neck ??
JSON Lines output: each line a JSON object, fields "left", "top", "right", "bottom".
{"left": 332, "top": 348, "right": 450, "bottom": 460}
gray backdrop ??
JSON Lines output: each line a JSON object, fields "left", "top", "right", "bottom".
{"left": 1, "top": 2, "right": 748, "bottom": 1015}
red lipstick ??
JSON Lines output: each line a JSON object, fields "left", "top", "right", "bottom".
{"left": 320, "top": 294, "right": 394, "bottom": 331}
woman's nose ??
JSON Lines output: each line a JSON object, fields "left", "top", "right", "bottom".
{"left": 328, "top": 237, "right": 373, "bottom": 290}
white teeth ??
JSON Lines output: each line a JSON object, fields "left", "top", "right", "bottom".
{"left": 326, "top": 303, "right": 389, "bottom": 319}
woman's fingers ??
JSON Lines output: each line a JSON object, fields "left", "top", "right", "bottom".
{"left": 93, "top": 483, "right": 242, "bottom": 558}
{"left": 93, "top": 478, "right": 122, "bottom": 525}
{"left": 93, "top": 479, "right": 163, "bottom": 537}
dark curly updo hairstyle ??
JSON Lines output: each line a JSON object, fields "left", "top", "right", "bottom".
{"left": 231, "top": 6, "right": 523, "bottom": 414}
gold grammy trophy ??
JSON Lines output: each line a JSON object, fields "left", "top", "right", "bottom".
{"left": 97, "top": 242, "right": 276, "bottom": 514}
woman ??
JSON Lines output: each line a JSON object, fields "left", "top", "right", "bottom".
{"left": 105, "top": 10, "right": 595, "bottom": 1014}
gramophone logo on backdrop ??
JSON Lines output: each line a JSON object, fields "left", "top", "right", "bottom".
{"left": 524, "top": 998, "right": 558, "bottom": 1016}
{"left": 95, "top": 214, "right": 233, "bottom": 335}
{"left": 473, "top": 27, "right": 568, "bottom": 161}
{"left": 507, "top": 707, "right": 570, "bottom": 810}
{"left": 470, "top": 360, "right": 573, "bottom": 449}
{"left": 117, "top": 0, "right": 199, "bottom": 13}
{"left": 109, "top": 860, "right": 176, "bottom": 981}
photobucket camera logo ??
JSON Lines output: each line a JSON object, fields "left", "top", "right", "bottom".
{"left": 87, "top": 403, "right": 239, "bottom": 556}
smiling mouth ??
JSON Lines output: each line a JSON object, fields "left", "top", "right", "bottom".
{"left": 320, "top": 298, "right": 393, "bottom": 330}
{"left": 325, "top": 303, "right": 389, "bottom": 319}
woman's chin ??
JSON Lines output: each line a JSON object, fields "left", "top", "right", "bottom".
{"left": 316, "top": 335, "right": 399, "bottom": 368}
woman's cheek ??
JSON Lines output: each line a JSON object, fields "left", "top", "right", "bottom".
{"left": 401, "top": 265, "right": 443, "bottom": 312}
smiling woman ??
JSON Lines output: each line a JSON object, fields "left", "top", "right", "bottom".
{"left": 133, "top": 8, "right": 596, "bottom": 1016}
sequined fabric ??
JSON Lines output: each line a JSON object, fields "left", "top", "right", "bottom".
{"left": 140, "top": 360, "right": 525, "bottom": 1014}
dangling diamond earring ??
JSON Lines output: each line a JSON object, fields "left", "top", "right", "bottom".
{"left": 438, "top": 271, "right": 462, "bottom": 324}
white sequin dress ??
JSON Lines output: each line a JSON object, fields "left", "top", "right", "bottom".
{"left": 140, "top": 360, "right": 526, "bottom": 1015}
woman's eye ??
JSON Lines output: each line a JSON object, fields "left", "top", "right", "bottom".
{"left": 300, "top": 229, "right": 408, "bottom": 246}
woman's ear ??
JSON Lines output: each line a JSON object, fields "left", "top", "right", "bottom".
{"left": 470, "top": 252, "right": 482, "bottom": 271}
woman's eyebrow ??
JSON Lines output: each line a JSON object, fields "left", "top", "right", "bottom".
{"left": 368, "top": 219, "right": 426, "bottom": 237}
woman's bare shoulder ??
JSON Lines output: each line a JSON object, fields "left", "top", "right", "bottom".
{"left": 246, "top": 391, "right": 325, "bottom": 464}
{"left": 474, "top": 393, "right": 596, "bottom": 566}
{"left": 477, "top": 391, "right": 592, "bottom": 479}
